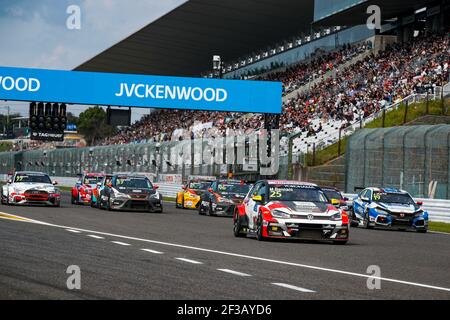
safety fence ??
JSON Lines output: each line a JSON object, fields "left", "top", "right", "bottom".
{"left": 345, "top": 125, "right": 450, "bottom": 199}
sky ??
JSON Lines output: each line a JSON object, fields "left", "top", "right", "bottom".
{"left": 0, "top": 0, "right": 186, "bottom": 122}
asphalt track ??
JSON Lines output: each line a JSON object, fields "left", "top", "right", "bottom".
{"left": 0, "top": 193, "right": 449, "bottom": 300}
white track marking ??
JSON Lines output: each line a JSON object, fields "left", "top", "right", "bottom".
{"left": 66, "top": 229, "right": 81, "bottom": 233}
{"left": 175, "top": 258, "right": 203, "bottom": 264}
{"left": 272, "top": 283, "right": 315, "bottom": 293}
{"left": 111, "top": 241, "right": 131, "bottom": 246}
{"left": 217, "top": 269, "right": 251, "bottom": 277}
{"left": 87, "top": 235, "right": 104, "bottom": 239}
{"left": 141, "top": 249, "right": 164, "bottom": 254}
{"left": 3, "top": 212, "right": 450, "bottom": 293}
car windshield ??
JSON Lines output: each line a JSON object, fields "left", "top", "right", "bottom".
{"left": 217, "top": 182, "right": 251, "bottom": 196}
{"left": 84, "top": 176, "right": 102, "bottom": 185}
{"left": 114, "top": 177, "right": 152, "bottom": 189}
{"left": 269, "top": 184, "right": 328, "bottom": 202}
{"left": 14, "top": 173, "right": 52, "bottom": 184}
{"left": 323, "top": 189, "right": 342, "bottom": 201}
{"left": 188, "top": 181, "right": 211, "bottom": 190}
{"left": 373, "top": 192, "right": 415, "bottom": 204}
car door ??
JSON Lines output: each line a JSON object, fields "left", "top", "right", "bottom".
{"left": 244, "top": 182, "right": 261, "bottom": 229}
{"left": 246, "top": 182, "right": 267, "bottom": 230}
{"left": 353, "top": 189, "right": 368, "bottom": 217}
{"left": 203, "top": 181, "right": 215, "bottom": 208}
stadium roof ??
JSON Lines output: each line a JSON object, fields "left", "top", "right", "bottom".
{"left": 313, "top": 0, "right": 437, "bottom": 26}
{"left": 75, "top": 0, "right": 314, "bottom": 77}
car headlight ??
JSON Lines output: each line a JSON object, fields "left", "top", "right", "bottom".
{"left": 330, "top": 212, "right": 342, "bottom": 221}
{"left": 271, "top": 209, "right": 290, "bottom": 219}
{"left": 414, "top": 210, "right": 424, "bottom": 217}
{"left": 150, "top": 192, "right": 161, "bottom": 199}
{"left": 374, "top": 207, "right": 389, "bottom": 215}
{"left": 218, "top": 197, "right": 234, "bottom": 204}
{"left": 114, "top": 192, "right": 130, "bottom": 198}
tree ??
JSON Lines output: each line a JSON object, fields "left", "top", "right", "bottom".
{"left": 77, "top": 106, "right": 115, "bottom": 145}
{"left": 66, "top": 112, "right": 79, "bottom": 125}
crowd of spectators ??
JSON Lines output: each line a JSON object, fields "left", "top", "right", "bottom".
{"left": 102, "top": 32, "right": 448, "bottom": 146}
{"left": 280, "top": 32, "right": 449, "bottom": 136}
{"left": 19, "top": 31, "right": 448, "bottom": 150}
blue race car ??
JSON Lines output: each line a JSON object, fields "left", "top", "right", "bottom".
{"left": 352, "top": 187, "right": 428, "bottom": 233}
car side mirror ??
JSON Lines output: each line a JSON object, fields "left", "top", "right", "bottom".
{"left": 182, "top": 185, "right": 186, "bottom": 190}
{"left": 96, "top": 182, "right": 102, "bottom": 187}
{"left": 343, "top": 197, "right": 349, "bottom": 201}
{"left": 208, "top": 187, "right": 213, "bottom": 193}
{"left": 52, "top": 181, "right": 58, "bottom": 186}
{"left": 331, "top": 199, "right": 340, "bottom": 206}
{"left": 361, "top": 196, "right": 370, "bottom": 202}
{"left": 154, "top": 184, "right": 159, "bottom": 190}
{"left": 416, "top": 201, "right": 423, "bottom": 206}
{"left": 252, "top": 195, "right": 263, "bottom": 202}
{"left": 7, "top": 179, "right": 12, "bottom": 184}
{"left": 106, "top": 183, "right": 112, "bottom": 188}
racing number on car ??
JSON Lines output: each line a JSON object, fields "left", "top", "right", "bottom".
{"left": 270, "top": 190, "right": 282, "bottom": 198}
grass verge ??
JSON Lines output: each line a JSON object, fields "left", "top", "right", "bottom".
{"left": 429, "top": 221, "right": 450, "bottom": 234}
{"left": 305, "top": 99, "right": 449, "bottom": 166}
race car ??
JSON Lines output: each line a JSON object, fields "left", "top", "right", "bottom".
{"left": 233, "top": 180, "right": 349, "bottom": 244}
{"left": 97, "top": 173, "right": 163, "bottom": 212}
{"left": 91, "top": 174, "right": 113, "bottom": 208}
{"left": 320, "top": 186, "right": 356, "bottom": 226}
{"left": 71, "top": 173, "right": 105, "bottom": 205}
{"left": 175, "top": 178, "right": 215, "bottom": 209}
{"left": 1, "top": 171, "right": 61, "bottom": 207}
{"left": 352, "top": 187, "right": 428, "bottom": 232}
{"left": 198, "top": 179, "right": 252, "bottom": 216}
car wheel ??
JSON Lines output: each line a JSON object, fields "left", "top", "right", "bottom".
{"left": 107, "top": 197, "right": 112, "bottom": 211}
{"left": 208, "top": 201, "right": 216, "bottom": 216}
{"left": 198, "top": 202, "right": 205, "bottom": 215}
{"left": 71, "top": 194, "right": 77, "bottom": 205}
{"left": 417, "top": 229, "right": 427, "bottom": 233}
{"left": 350, "top": 208, "right": 359, "bottom": 227}
{"left": 364, "top": 210, "right": 373, "bottom": 229}
{"left": 233, "top": 212, "right": 245, "bottom": 237}
{"left": 333, "top": 240, "right": 348, "bottom": 245}
{"left": 256, "top": 212, "right": 265, "bottom": 241}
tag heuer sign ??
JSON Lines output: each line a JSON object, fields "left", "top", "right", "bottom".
{"left": 31, "top": 130, "right": 64, "bottom": 142}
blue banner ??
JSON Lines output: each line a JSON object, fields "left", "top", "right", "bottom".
{"left": 0, "top": 66, "right": 282, "bottom": 114}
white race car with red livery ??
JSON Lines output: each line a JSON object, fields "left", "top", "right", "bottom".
{"left": 1, "top": 171, "right": 61, "bottom": 207}
{"left": 233, "top": 180, "right": 349, "bottom": 244}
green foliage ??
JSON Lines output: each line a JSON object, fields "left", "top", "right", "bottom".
{"left": 0, "top": 141, "right": 13, "bottom": 152}
{"left": 305, "top": 98, "right": 450, "bottom": 167}
{"left": 77, "top": 106, "right": 115, "bottom": 145}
